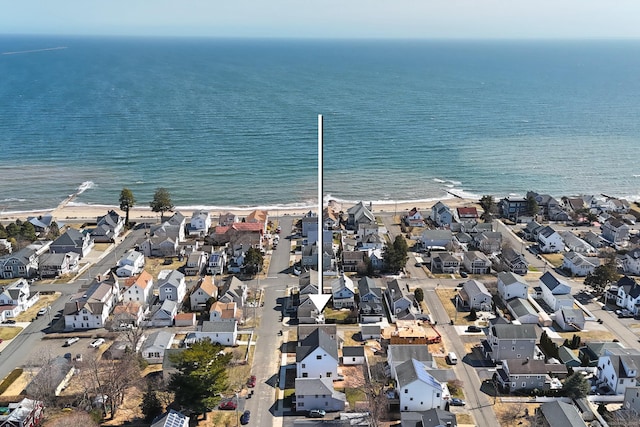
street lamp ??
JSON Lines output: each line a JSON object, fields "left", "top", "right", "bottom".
{"left": 235, "top": 392, "right": 239, "bottom": 427}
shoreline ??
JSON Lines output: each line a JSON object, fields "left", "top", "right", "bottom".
{"left": 0, "top": 196, "right": 482, "bottom": 224}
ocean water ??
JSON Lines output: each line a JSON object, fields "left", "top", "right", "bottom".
{"left": 1, "top": 36, "right": 640, "bottom": 213}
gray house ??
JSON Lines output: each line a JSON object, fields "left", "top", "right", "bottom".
{"left": 50, "top": 228, "right": 94, "bottom": 258}
{"left": 483, "top": 324, "right": 538, "bottom": 363}
{"left": 457, "top": 279, "right": 492, "bottom": 311}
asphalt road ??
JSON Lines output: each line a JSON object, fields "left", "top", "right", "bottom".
{"left": 0, "top": 226, "right": 146, "bottom": 380}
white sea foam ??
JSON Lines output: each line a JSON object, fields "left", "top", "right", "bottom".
{"left": 76, "top": 181, "right": 95, "bottom": 195}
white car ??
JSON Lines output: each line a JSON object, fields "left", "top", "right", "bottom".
{"left": 37, "top": 307, "right": 48, "bottom": 316}
{"left": 89, "top": 338, "right": 105, "bottom": 348}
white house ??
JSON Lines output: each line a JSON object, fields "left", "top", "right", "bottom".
{"left": 396, "top": 359, "right": 446, "bottom": 412}
{"left": 462, "top": 251, "right": 491, "bottom": 275}
{"left": 597, "top": 352, "right": 640, "bottom": 395}
{"left": 187, "top": 320, "right": 238, "bottom": 346}
{"left": 602, "top": 218, "right": 630, "bottom": 246}
{"left": 497, "top": 271, "right": 529, "bottom": 302}
{"left": 184, "top": 251, "right": 208, "bottom": 276}
{"left": 189, "top": 276, "right": 217, "bottom": 311}
{"left": 0, "top": 278, "right": 37, "bottom": 313}
{"left": 141, "top": 330, "right": 175, "bottom": 364}
{"left": 296, "top": 328, "right": 339, "bottom": 379}
{"left": 615, "top": 276, "right": 640, "bottom": 315}
{"left": 116, "top": 250, "right": 145, "bottom": 277}
{"left": 91, "top": 210, "right": 125, "bottom": 243}
{"left": 562, "top": 251, "right": 599, "bottom": 277}
{"left": 555, "top": 307, "right": 585, "bottom": 331}
{"left": 122, "top": 270, "right": 154, "bottom": 305}
{"left": 209, "top": 301, "right": 239, "bottom": 322}
{"left": 187, "top": 210, "right": 211, "bottom": 237}
{"left": 405, "top": 207, "right": 425, "bottom": 227}
{"left": 295, "top": 378, "right": 346, "bottom": 413}
{"left": 157, "top": 269, "right": 186, "bottom": 303}
{"left": 206, "top": 251, "right": 226, "bottom": 275}
{"left": 623, "top": 248, "right": 640, "bottom": 276}
{"left": 64, "top": 274, "right": 120, "bottom": 330}
{"left": 539, "top": 272, "right": 573, "bottom": 311}
{"left": 537, "top": 226, "right": 565, "bottom": 254}
{"left": 387, "top": 345, "right": 436, "bottom": 380}
{"left": 331, "top": 274, "right": 355, "bottom": 309}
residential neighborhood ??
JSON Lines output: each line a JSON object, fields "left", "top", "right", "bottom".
{"left": 1, "top": 192, "right": 640, "bottom": 427}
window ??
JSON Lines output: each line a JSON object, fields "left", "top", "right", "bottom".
{"left": 404, "top": 389, "right": 408, "bottom": 394}
{"left": 301, "top": 364, "right": 305, "bottom": 368}
{"left": 436, "top": 393, "right": 440, "bottom": 398}
{"left": 83, "top": 316, "right": 88, "bottom": 321}
{"left": 522, "top": 382, "right": 526, "bottom": 388}
{"left": 326, "top": 372, "right": 331, "bottom": 378}
{"left": 302, "top": 373, "right": 308, "bottom": 378}
{"left": 410, "top": 397, "right": 413, "bottom": 401}
{"left": 317, "top": 355, "right": 322, "bottom": 360}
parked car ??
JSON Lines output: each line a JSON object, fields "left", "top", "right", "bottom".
{"left": 3, "top": 319, "right": 16, "bottom": 324}
{"left": 450, "top": 398, "right": 466, "bottom": 406}
{"left": 75, "top": 354, "right": 83, "bottom": 362}
{"left": 63, "top": 337, "right": 80, "bottom": 347}
{"left": 247, "top": 375, "right": 257, "bottom": 388}
{"left": 460, "top": 271, "right": 468, "bottom": 278}
{"left": 37, "top": 307, "right": 49, "bottom": 316}
{"left": 219, "top": 400, "right": 237, "bottom": 410}
{"left": 466, "top": 325, "right": 482, "bottom": 333}
{"left": 307, "top": 409, "right": 326, "bottom": 418}
{"left": 89, "top": 338, "right": 105, "bottom": 348}
{"left": 240, "top": 410, "right": 250, "bottom": 425}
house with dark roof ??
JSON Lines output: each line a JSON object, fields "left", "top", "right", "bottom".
{"left": 296, "top": 328, "right": 339, "bottom": 379}
{"left": 597, "top": 351, "right": 640, "bottom": 394}
{"left": 63, "top": 273, "right": 120, "bottom": 330}
{"left": 91, "top": 210, "right": 125, "bottom": 243}
{"left": 473, "top": 231, "right": 502, "bottom": 255}
{"left": 396, "top": 359, "right": 446, "bottom": 412}
{"left": 385, "top": 279, "right": 418, "bottom": 321}
{"left": 456, "top": 279, "right": 491, "bottom": 311}
{"left": 157, "top": 269, "right": 186, "bottom": 303}
{"left": 537, "top": 400, "right": 587, "bottom": 427}
{"left": 50, "top": 228, "right": 94, "bottom": 258}
{"left": 148, "top": 299, "right": 178, "bottom": 327}
{"left": 507, "top": 298, "right": 539, "bottom": 324}
{"left": 537, "top": 226, "right": 564, "bottom": 254}
{"left": 579, "top": 341, "right": 625, "bottom": 367}
{"left": 602, "top": 217, "right": 630, "bottom": 246}
{"left": 38, "top": 252, "right": 80, "bottom": 278}
{"left": 623, "top": 248, "right": 640, "bottom": 276}
{"left": 562, "top": 251, "right": 599, "bottom": 277}
{"left": 500, "top": 247, "right": 529, "bottom": 276}
{"left": 358, "top": 277, "right": 384, "bottom": 323}
{"left": 496, "top": 358, "right": 567, "bottom": 392}
{"left": 498, "top": 196, "right": 528, "bottom": 222}
{"left": 360, "top": 324, "right": 381, "bottom": 340}
{"left": 346, "top": 202, "right": 375, "bottom": 230}
{"left": 331, "top": 274, "right": 355, "bottom": 309}
{"left": 400, "top": 408, "right": 457, "bottom": 427}
{"left": 623, "top": 386, "right": 640, "bottom": 415}
{"left": 523, "top": 220, "right": 544, "bottom": 241}
{"left": 140, "top": 212, "right": 186, "bottom": 257}
{"left": 558, "top": 346, "right": 581, "bottom": 368}
{"left": 539, "top": 272, "right": 573, "bottom": 311}
{"left": 27, "top": 214, "right": 55, "bottom": 234}
{"left": 186, "top": 320, "right": 238, "bottom": 346}
{"left": 430, "top": 252, "right": 460, "bottom": 274}
{"left": 430, "top": 201, "right": 453, "bottom": 228}
{"left": 387, "top": 344, "right": 436, "bottom": 379}
{"left": 558, "top": 231, "right": 596, "bottom": 254}
{"left": 483, "top": 324, "right": 538, "bottom": 363}
{"left": 462, "top": 251, "right": 491, "bottom": 275}
{"left": 615, "top": 276, "right": 640, "bottom": 315}
{"left": 342, "top": 346, "right": 365, "bottom": 365}
{"left": 294, "top": 377, "right": 346, "bottom": 412}
{"left": 0, "top": 245, "right": 45, "bottom": 279}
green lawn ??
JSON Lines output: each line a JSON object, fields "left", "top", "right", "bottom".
{"left": 344, "top": 388, "right": 367, "bottom": 409}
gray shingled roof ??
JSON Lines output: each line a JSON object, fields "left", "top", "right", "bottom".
{"left": 491, "top": 324, "right": 537, "bottom": 340}
{"left": 296, "top": 328, "right": 338, "bottom": 362}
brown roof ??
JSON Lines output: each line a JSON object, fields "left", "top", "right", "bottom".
{"left": 175, "top": 312, "right": 196, "bottom": 320}
{"left": 247, "top": 209, "right": 268, "bottom": 223}
{"left": 211, "top": 301, "right": 237, "bottom": 319}
{"left": 124, "top": 270, "right": 153, "bottom": 290}
{"left": 113, "top": 302, "right": 142, "bottom": 316}
{"left": 457, "top": 207, "right": 479, "bottom": 217}
{"left": 197, "top": 275, "right": 216, "bottom": 297}
{"left": 215, "top": 222, "right": 264, "bottom": 234}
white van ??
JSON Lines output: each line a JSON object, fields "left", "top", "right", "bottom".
{"left": 63, "top": 337, "right": 80, "bottom": 347}
{"left": 447, "top": 352, "right": 458, "bottom": 365}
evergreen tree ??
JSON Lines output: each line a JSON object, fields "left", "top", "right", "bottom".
{"left": 479, "top": 195, "right": 497, "bottom": 221}
{"left": 584, "top": 256, "right": 620, "bottom": 295}
{"left": 150, "top": 187, "right": 174, "bottom": 221}
{"left": 0, "top": 223, "right": 7, "bottom": 239}
{"left": 563, "top": 372, "right": 590, "bottom": 399}
{"left": 244, "top": 247, "right": 264, "bottom": 275}
{"left": 168, "top": 339, "right": 232, "bottom": 415}
{"left": 526, "top": 195, "right": 539, "bottom": 216}
{"left": 468, "top": 307, "right": 478, "bottom": 321}
{"left": 140, "top": 385, "right": 163, "bottom": 422}
{"left": 119, "top": 188, "right": 136, "bottom": 227}
{"left": 414, "top": 288, "right": 424, "bottom": 304}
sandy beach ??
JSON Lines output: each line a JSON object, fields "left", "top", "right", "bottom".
{"left": 0, "top": 195, "right": 482, "bottom": 224}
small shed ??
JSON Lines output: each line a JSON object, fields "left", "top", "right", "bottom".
{"left": 361, "top": 324, "right": 381, "bottom": 341}
{"left": 342, "top": 346, "right": 365, "bottom": 365}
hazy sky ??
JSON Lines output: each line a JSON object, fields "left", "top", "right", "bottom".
{"left": 2, "top": 0, "right": 640, "bottom": 39}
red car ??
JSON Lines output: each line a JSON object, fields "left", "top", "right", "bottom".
{"left": 247, "top": 375, "right": 257, "bottom": 388}
{"left": 219, "top": 400, "right": 237, "bottom": 410}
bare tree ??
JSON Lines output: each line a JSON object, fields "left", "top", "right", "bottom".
{"left": 76, "top": 356, "right": 141, "bottom": 419}
{"left": 498, "top": 404, "right": 525, "bottom": 427}
{"left": 606, "top": 409, "right": 640, "bottom": 427}
{"left": 24, "top": 349, "right": 69, "bottom": 407}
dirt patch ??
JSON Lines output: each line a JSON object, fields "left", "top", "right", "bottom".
{"left": 335, "top": 365, "right": 366, "bottom": 389}
{"left": 435, "top": 289, "right": 475, "bottom": 326}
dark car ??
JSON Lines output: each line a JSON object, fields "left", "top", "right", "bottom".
{"left": 450, "top": 398, "right": 466, "bottom": 406}
{"left": 307, "top": 409, "right": 326, "bottom": 418}
{"left": 460, "top": 271, "right": 468, "bottom": 278}
{"left": 247, "top": 375, "right": 256, "bottom": 388}
{"left": 3, "top": 319, "right": 16, "bottom": 324}
{"left": 240, "top": 410, "right": 250, "bottom": 425}
{"left": 466, "top": 325, "right": 481, "bottom": 333}
{"left": 219, "top": 400, "right": 237, "bottom": 410}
